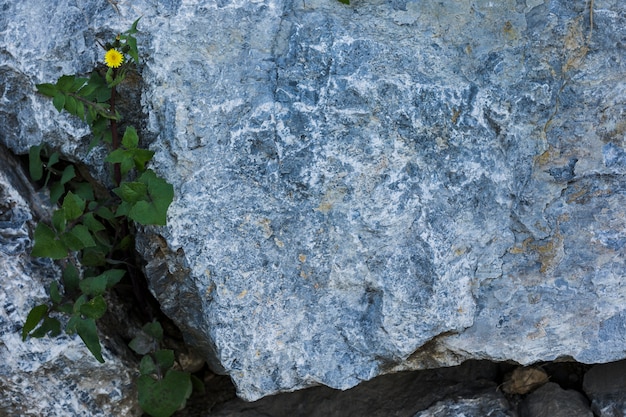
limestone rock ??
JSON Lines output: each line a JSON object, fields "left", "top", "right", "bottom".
{"left": 520, "top": 382, "right": 593, "bottom": 417}
{"left": 1, "top": 0, "right": 626, "bottom": 402}
{"left": 0, "top": 148, "right": 141, "bottom": 416}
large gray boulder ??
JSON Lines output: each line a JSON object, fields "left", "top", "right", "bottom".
{"left": 1, "top": 0, "right": 625, "bottom": 402}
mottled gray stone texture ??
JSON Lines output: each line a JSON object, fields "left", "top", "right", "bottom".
{"left": 1, "top": 0, "right": 625, "bottom": 401}
{"left": 0, "top": 148, "right": 141, "bottom": 416}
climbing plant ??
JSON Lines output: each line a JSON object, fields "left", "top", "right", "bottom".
{"left": 22, "top": 19, "right": 196, "bottom": 417}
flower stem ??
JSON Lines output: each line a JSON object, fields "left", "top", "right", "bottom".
{"left": 109, "top": 78, "right": 122, "bottom": 186}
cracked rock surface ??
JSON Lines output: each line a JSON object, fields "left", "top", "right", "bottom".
{"left": 1, "top": 0, "right": 625, "bottom": 401}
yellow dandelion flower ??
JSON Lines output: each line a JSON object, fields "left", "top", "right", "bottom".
{"left": 104, "top": 49, "right": 124, "bottom": 68}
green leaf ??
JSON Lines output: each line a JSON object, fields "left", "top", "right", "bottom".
{"left": 96, "top": 206, "right": 115, "bottom": 220}
{"left": 52, "top": 93, "right": 66, "bottom": 112}
{"left": 106, "top": 149, "right": 136, "bottom": 177}
{"left": 62, "top": 192, "right": 85, "bottom": 221}
{"left": 191, "top": 374, "right": 205, "bottom": 394}
{"left": 337, "top": 0, "right": 350, "bottom": 4}
{"left": 69, "top": 224, "right": 96, "bottom": 248}
{"left": 114, "top": 181, "right": 148, "bottom": 204}
{"left": 138, "top": 370, "right": 192, "bottom": 417}
{"left": 80, "top": 295, "right": 107, "bottom": 319}
{"left": 48, "top": 151, "right": 60, "bottom": 168}
{"left": 154, "top": 349, "right": 175, "bottom": 372}
{"left": 81, "top": 248, "right": 107, "bottom": 267}
{"left": 128, "top": 170, "right": 174, "bottom": 226}
{"left": 102, "top": 268, "right": 126, "bottom": 288}
{"left": 76, "top": 318, "right": 104, "bottom": 363}
{"left": 122, "top": 126, "right": 139, "bottom": 149}
{"left": 49, "top": 281, "right": 62, "bottom": 304}
{"left": 31, "top": 223, "right": 68, "bottom": 259}
{"left": 28, "top": 144, "right": 44, "bottom": 181}
{"left": 52, "top": 209, "right": 66, "bottom": 233}
{"left": 36, "top": 83, "right": 58, "bottom": 97}
{"left": 60, "top": 165, "right": 76, "bottom": 185}
{"left": 62, "top": 263, "right": 80, "bottom": 294}
{"left": 71, "top": 77, "right": 88, "bottom": 91}
{"left": 140, "top": 355, "right": 158, "bottom": 376}
{"left": 79, "top": 274, "right": 108, "bottom": 296}
{"left": 132, "top": 149, "right": 155, "bottom": 172}
{"left": 72, "top": 182, "right": 95, "bottom": 202}
{"left": 143, "top": 320, "right": 164, "bottom": 341}
{"left": 105, "top": 68, "right": 114, "bottom": 85}
{"left": 56, "top": 75, "right": 75, "bottom": 92}
{"left": 49, "top": 182, "right": 65, "bottom": 204}
{"left": 64, "top": 95, "right": 77, "bottom": 115}
{"left": 22, "top": 304, "right": 48, "bottom": 340}
{"left": 83, "top": 212, "right": 106, "bottom": 232}
{"left": 66, "top": 315, "right": 80, "bottom": 334}
{"left": 30, "top": 316, "right": 61, "bottom": 338}
{"left": 72, "top": 294, "right": 88, "bottom": 315}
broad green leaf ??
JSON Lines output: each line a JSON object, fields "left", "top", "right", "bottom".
{"left": 52, "top": 93, "right": 66, "bottom": 112}
{"left": 96, "top": 206, "right": 115, "bottom": 220}
{"left": 66, "top": 315, "right": 80, "bottom": 334}
{"left": 22, "top": 304, "right": 48, "bottom": 340}
{"left": 76, "top": 100, "right": 85, "bottom": 120}
{"left": 30, "top": 316, "right": 61, "bottom": 338}
{"left": 102, "top": 268, "right": 126, "bottom": 288}
{"left": 83, "top": 212, "right": 106, "bottom": 232}
{"left": 154, "top": 349, "right": 175, "bottom": 372}
{"left": 132, "top": 149, "right": 154, "bottom": 172}
{"left": 60, "top": 231, "right": 86, "bottom": 252}
{"left": 56, "top": 75, "right": 75, "bottom": 92}
{"left": 57, "top": 302, "right": 73, "bottom": 314}
{"left": 143, "top": 320, "right": 164, "bottom": 341}
{"left": 127, "top": 170, "right": 174, "bottom": 226}
{"left": 106, "top": 149, "right": 136, "bottom": 177}
{"left": 48, "top": 152, "right": 60, "bottom": 167}
{"left": 140, "top": 355, "right": 158, "bottom": 376}
{"left": 28, "top": 144, "right": 44, "bottom": 181}
{"left": 137, "top": 370, "right": 192, "bottom": 417}
{"left": 69, "top": 224, "right": 96, "bottom": 248}
{"left": 64, "top": 95, "right": 78, "bottom": 115}
{"left": 49, "top": 281, "right": 62, "bottom": 304}
{"left": 52, "top": 209, "right": 66, "bottom": 233}
{"left": 105, "top": 68, "right": 114, "bottom": 85}
{"left": 62, "top": 263, "right": 80, "bottom": 294}
{"left": 71, "top": 77, "right": 88, "bottom": 91}
{"left": 60, "top": 165, "right": 75, "bottom": 185}
{"left": 31, "top": 223, "right": 68, "bottom": 259}
{"left": 62, "top": 192, "right": 85, "bottom": 221}
{"left": 80, "top": 295, "right": 107, "bottom": 320}
{"left": 114, "top": 181, "right": 148, "bottom": 204}
{"left": 36, "top": 83, "right": 57, "bottom": 97}
{"left": 79, "top": 274, "right": 108, "bottom": 296}
{"left": 122, "top": 126, "right": 139, "bottom": 149}
{"left": 72, "top": 294, "right": 88, "bottom": 315}
{"left": 76, "top": 318, "right": 104, "bottom": 363}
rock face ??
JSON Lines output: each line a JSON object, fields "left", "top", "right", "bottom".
{"left": 1, "top": 0, "right": 626, "bottom": 402}
{"left": 0, "top": 148, "right": 141, "bottom": 416}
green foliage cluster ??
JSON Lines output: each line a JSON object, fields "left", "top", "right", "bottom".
{"left": 22, "top": 19, "right": 193, "bottom": 417}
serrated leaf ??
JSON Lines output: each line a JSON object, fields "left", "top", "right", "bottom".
{"left": 140, "top": 355, "right": 158, "bottom": 376}
{"left": 22, "top": 304, "right": 48, "bottom": 340}
{"left": 30, "top": 316, "right": 61, "bottom": 338}
{"left": 49, "top": 281, "right": 62, "bottom": 304}
{"left": 76, "top": 318, "right": 104, "bottom": 363}
{"left": 143, "top": 321, "right": 164, "bottom": 341}
{"left": 62, "top": 192, "right": 85, "bottom": 221}
{"left": 31, "top": 223, "right": 68, "bottom": 259}
{"left": 28, "top": 144, "right": 44, "bottom": 181}
{"left": 80, "top": 295, "right": 107, "bottom": 319}
{"left": 62, "top": 263, "right": 80, "bottom": 294}
{"left": 36, "top": 83, "right": 57, "bottom": 97}
{"left": 138, "top": 371, "right": 192, "bottom": 417}
{"left": 53, "top": 93, "right": 66, "bottom": 112}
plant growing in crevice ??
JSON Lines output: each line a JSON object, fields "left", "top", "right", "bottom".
{"left": 22, "top": 19, "right": 195, "bottom": 417}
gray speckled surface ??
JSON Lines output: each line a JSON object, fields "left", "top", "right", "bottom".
{"left": 1, "top": 0, "right": 625, "bottom": 402}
